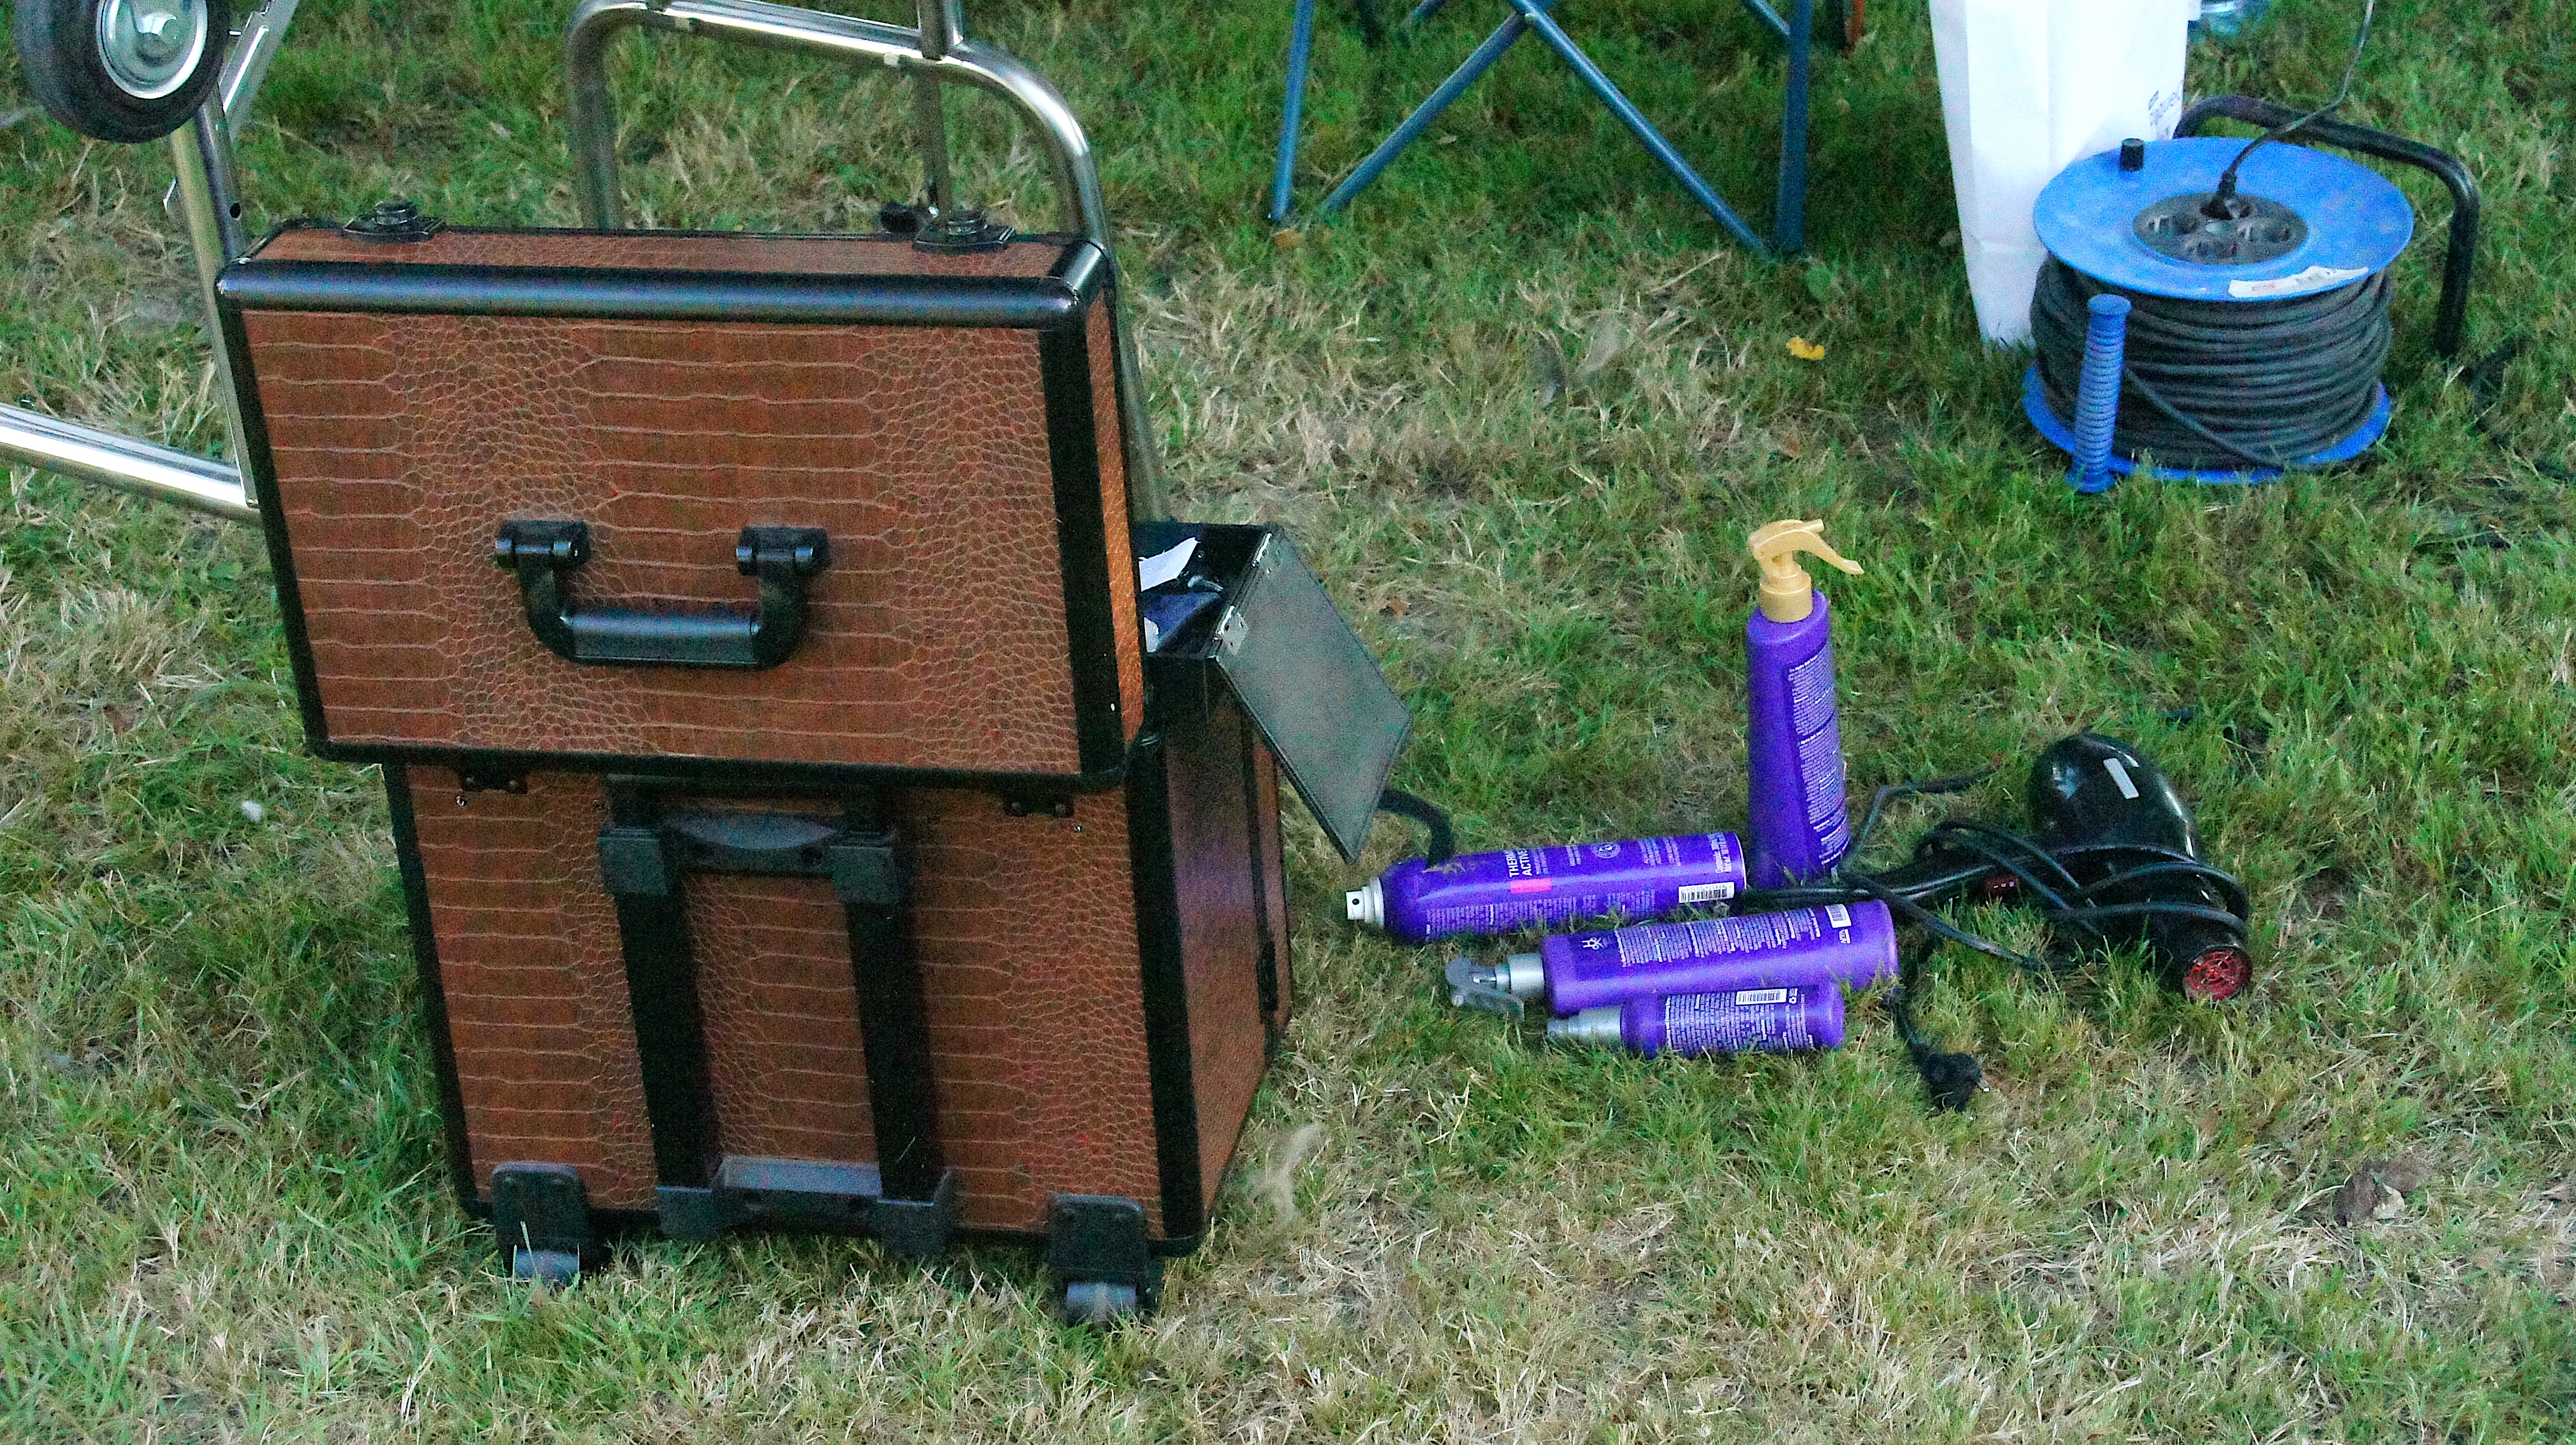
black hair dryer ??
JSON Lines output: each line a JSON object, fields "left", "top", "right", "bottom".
{"left": 2026, "top": 734, "right": 2253, "bottom": 1000}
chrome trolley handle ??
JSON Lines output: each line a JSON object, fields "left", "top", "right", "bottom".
{"left": 562, "top": 0, "right": 1167, "bottom": 519}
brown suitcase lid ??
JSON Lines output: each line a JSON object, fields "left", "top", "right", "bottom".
{"left": 217, "top": 219, "right": 1144, "bottom": 786}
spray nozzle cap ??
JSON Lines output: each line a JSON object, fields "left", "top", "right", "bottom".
{"left": 1748, "top": 518, "right": 1862, "bottom": 623}
{"left": 1444, "top": 957, "right": 1525, "bottom": 1018}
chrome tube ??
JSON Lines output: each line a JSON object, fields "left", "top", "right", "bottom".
{"left": 0, "top": 403, "right": 252, "bottom": 520}
{"left": 562, "top": 0, "right": 1162, "bottom": 516}
{"left": 912, "top": 0, "right": 962, "bottom": 213}
{"left": 566, "top": 0, "right": 1105, "bottom": 241}
{"left": 219, "top": 0, "right": 302, "bottom": 130}
{"left": 167, "top": 103, "right": 255, "bottom": 501}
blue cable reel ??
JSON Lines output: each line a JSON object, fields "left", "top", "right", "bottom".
{"left": 2025, "top": 96, "right": 2479, "bottom": 490}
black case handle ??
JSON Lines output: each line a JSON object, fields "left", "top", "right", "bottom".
{"left": 595, "top": 784, "right": 958, "bottom": 1256}
{"left": 495, "top": 519, "right": 830, "bottom": 669}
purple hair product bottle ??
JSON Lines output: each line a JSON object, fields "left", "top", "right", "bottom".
{"left": 1347, "top": 832, "right": 1746, "bottom": 945}
{"left": 1448, "top": 899, "right": 1897, "bottom": 1015}
{"left": 1745, "top": 519, "right": 1865, "bottom": 889}
{"left": 1548, "top": 983, "right": 1847, "bottom": 1057}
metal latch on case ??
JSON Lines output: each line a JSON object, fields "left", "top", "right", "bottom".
{"left": 1215, "top": 606, "right": 1250, "bottom": 655}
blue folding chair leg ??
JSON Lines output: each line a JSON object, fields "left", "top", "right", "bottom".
{"left": 1299, "top": 0, "right": 1809, "bottom": 255}
{"left": 1270, "top": 0, "right": 1321, "bottom": 224}
{"left": 1773, "top": 0, "right": 1809, "bottom": 253}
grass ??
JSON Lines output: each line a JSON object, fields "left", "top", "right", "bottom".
{"left": 2, "top": 0, "right": 2573, "bottom": 1437}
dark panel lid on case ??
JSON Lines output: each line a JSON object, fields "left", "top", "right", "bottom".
{"left": 1139, "top": 524, "right": 1408, "bottom": 863}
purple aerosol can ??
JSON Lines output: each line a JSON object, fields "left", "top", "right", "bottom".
{"left": 1745, "top": 519, "right": 1864, "bottom": 889}
{"left": 1548, "top": 982, "right": 1846, "bottom": 1056}
{"left": 1347, "top": 832, "right": 1746, "bottom": 945}
{"left": 1447, "top": 900, "right": 1897, "bottom": 1015}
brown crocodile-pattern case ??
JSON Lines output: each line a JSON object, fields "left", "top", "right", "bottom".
{"left": 224, "top": 226, "right": 1143, "bottom": 781}
{"left": 393, "top": 694, "right": 1287, "bottom": 1242}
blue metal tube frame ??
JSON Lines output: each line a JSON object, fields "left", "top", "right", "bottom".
{"left": 1270, "top": 0, "right": 1321, "bottom": 224}
{"left": 1318, "top": 0, "right": 1551, "bottom": 215}
{"left": 1735, "top": 0, "right": 1791, "bottom": 44}
{"left": 1295, "top": 0, "right": 1809, "bottom": 256}
{"left": 1505, "top": 0, "right": 1767, "bottom": 253}
{"left": 1772, "top": 0, "right": 1809, "bottom": 253}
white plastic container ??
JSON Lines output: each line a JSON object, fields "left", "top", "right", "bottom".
{"left": 1929, "top": 0, "right": 2192, "bottom": 343}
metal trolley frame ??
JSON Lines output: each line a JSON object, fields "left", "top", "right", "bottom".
{"left": 1, "top": 0, "right": 1167, "bottom": 524}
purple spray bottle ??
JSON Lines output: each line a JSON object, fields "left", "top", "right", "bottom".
{"left": 1446, "top": 899, "right": 1897, "bottom": 1015}
{"left": 1745, "top": 519, "right": 1865, "bottom": 889}
{"left": 1348, "top": 832, "right": 1746, "bottom": 945}
{"left": 1548, "top": 982, "right": 1846, "bottom": 1056}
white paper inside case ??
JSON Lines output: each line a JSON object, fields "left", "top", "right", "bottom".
{"left": 1929, "top": 0, "right": 2191, "bottom": 343}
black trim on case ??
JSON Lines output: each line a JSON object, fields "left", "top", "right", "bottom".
{"left": 1122, "top": 732, "right": 1205, "bottom": 1239}
{"left": 1037, "top": 319, "right": 1131, "bottom": 777}
{"left": 1237, "top": 714, "right": 1282, "bottom": 1038}
{"left": 596, "top": 781, "right": 724, "bottom": 1188}
{"left": 383, "top": 766, "right": 482, "bottom": 1212}
{"left": 289, "top": 739, "right": 1138, "bottom": 797}
{"left": 610, "top": 890, "right": 724, "bottom": 1188}
{"left": 218, "top": 261, "right": 1098, "bottom": 330}
{"left": 833, "top": 790, "right": 946, "bottom": 1205}
{"left": 1045, "top": 241, "right": 1107, "bottom": 298}
{"left": 217, "top": 302, "right": 334, "bottom": 756}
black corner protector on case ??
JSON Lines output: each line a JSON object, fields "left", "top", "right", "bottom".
{"left": 1048, "top": 240, "right": 1108, "bottom": 296}
{"left": 656, "top": 1185, "right": 726, "bottom": 1242}
{"left": 871, "top": 1170, "right": 962, "bottom": 1259}
{"left": 1046, "top": 1194, "right": 1161, "bottom": 1290}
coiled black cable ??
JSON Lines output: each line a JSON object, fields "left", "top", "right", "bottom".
{"left": 2031, "top": 256, "right": 2393, "bottom": 471}
{"left": 1737, "top": 774, "right": 2253, "bottom": 1110}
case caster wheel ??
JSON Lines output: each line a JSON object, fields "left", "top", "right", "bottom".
{"left": 510, "top": 1248, "right": 584, "bottom": 1286}
{"left": 491, "top": 1162, "right": 599, "bottom": 1287}
{"left": 12, "top": 0, "right": 231, "bottom": 144}
{"left": 1045, "top": 1194, "right": 1162, "bottom": 1325}
{"left": 1059, "top": 1281, "right": 1140, "bottom": 1326}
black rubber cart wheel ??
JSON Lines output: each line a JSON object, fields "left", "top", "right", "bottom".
{"left": 13, "top": 0, "right": 231, "bottom": 143}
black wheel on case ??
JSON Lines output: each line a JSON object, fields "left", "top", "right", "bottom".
{"left": 1060, "top": 1281, "right": 1139, "bottom": 1326}
{"left": 12, "top": 0, "right": 231, "bottom": 144}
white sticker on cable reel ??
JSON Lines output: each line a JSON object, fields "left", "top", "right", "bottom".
{"left": 2228, "top": 265, "right": 2371, "bottom": 299}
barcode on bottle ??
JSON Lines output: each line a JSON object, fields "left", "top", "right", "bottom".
{"left": 1733, "top": 988, "right": 1790, "bottom": 1006}
{"left": 1678, "top": 882, "right": 1735, "bottom": 905}
{"left": 1824, "top": 904, "right": 1851, "bottom": 929}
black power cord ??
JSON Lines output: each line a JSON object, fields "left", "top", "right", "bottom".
{"left": 1377, "top": 788, "right": 1457, "bottom": 865}
{"left": 2032, "top": 259, "right": 2393, "bottom": 471}
{"left": 2210, "top": 0, "right": 2377, "bottom": 210}
{"left": 1739, "top": 773, "right": 2254, "bottom": 1110}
